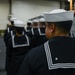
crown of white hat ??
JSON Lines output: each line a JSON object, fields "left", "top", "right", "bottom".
{"left": 32, "top": 19, "right": 38, "bottom": 23}
{"left": 14, "top": 20, "right": 24, "bottom": 27}
{"left": 39, "top": 18, "right": 45, "bottom": 22}
{"left": 44, "top": 9, "right": 74, "bottom": 22}
{"left": 10, "top": 17, "right": 17, "bottom": 21}
{"left": 27, "top": 20, "right": 32, "bottom": 23}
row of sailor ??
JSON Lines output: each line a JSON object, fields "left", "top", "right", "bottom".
{"left": 4, "top": 9, "right": 75, "bottom": 75}
{"left": 4, "top": 17, "right": 47, "bottom": 75}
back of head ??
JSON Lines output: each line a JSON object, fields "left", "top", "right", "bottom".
{"left": 44, "top": 9, "right": 74, "bottom": 34}
{"left": 38, "top": 18, "right": 46, "bottom": 27}
{"left": 27, "top": 20, "right": 32, "bottom": 27}
{"left": 15, "top": 27, "right": 24, "bottom": 35}
{"left": 32, "top": 19, "right": 39, "bottom": 28}
{"left": 14, "top": 20, "right": 25, "bottom": 34}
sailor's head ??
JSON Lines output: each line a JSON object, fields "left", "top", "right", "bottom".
{"left": 14, "top": 20, "right": 25, "bottom": 34}
{"left": 27, "top": 20, "right": 32, "bottom": 27}
{"left": 32, "top": 19, "right": 39, "bottom": 28}
{"left": 38, "top": 18, "right": 45, "bottom": 28}
{"left": 44, "top": 9, "right": 74, "bottom": 39}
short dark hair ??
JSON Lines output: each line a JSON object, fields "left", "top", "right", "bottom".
{"left": 15, "top": 27, "right": 24, "bottom": 34}
{"left": 48, "top": 20, "right": 73, "bottom": 34}
{"left": 10, "top": 21, "right": 14, "bottom": 25}
{"left": 27, "top": 23, "right": 32, "bottom": 27}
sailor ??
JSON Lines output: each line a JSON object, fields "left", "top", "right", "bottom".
{"left": 4, "top": 17, "right": 17, "bottom": 47}
{"left": 25, "top": 20, "right": 32, "bottom": 38}
{"left": 17, "top": 9, "right": 75, "bottom": 75}
{"left": 31, "top": 18, "right": 47, "bottom": 48}
{"left": 26, "top": 20, "right": 32, "bottom": 32}
{"left": 7, "top": 17, "right": 17, "bottom": 34}
{"left": 30, "top": 19, "right": 42, "bottom": 48}
{"left": 4, "top": 18, "right": 17, "bottom": 71}
{"left": 26, "top": 19, "right": 39, "bottom": 39}
{"left": 38, "top": 18, "right": 45, "bottom": 35}
{"left": 31, "top": 19, "right": 39, "bottom": 35}
{"left": 6, "top": 20, "right": 30, "bottom": 75}
{"left": 38, "top": 18, "right": 48, "bottom": 42}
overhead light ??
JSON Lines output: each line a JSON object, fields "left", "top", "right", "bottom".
{"left": 68, "top": 0, "right": 70, "bottom": 2}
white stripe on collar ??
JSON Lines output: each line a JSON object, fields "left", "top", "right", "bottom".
{"left": 25, "top": 28, "right": 30, "bottom": 32}
{"left": 11, "top": 31, "right": 14, "bottom": 36}
{"left": 7, "top": 27, "right": 10, "bottom": 33}
{"left": 38, "top": 28, "right": 45, "bottom": 36}
{"left": 22, "top": 31, "right": 24, "bottom": 35}
{"left": 31, "top": 28, "right": 34, "bottom": 35}
{"left": 44, "top": 41, "right": 75, "bottom": 70}
{"left": 70, "top": 32, "right": 74, "bottom": 37}
{"left": 12, "top": 35, "right": 30, "bottom": 48}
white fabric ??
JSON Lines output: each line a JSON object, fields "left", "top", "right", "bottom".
{"left": 38, "top": 28, "right": 45, "bottom": 35}
{"left": 27, "top": 20, "right": 32, "bottom": 23}
{"left": 14, "top": 20, "right": 25, "bottom": 27}
{"left": 44, "top": 9, "right": 74, "bottom": 22}
{"left": 10, "top": 17, "right": 17, "bottom": 21}
{"left": 7, "top": 28, "right": 10, "bottom": 33}
{"left": 49, "top": 9, "right": 66, "bottom": 14}
{"left": 39, "top": 18, "right": 45, "bottom": 22}
{"left": 11, "top": 31, "right": 14, "bottom": 36}
{"left": 32, "top": 19, "right": 38, "bottom": 23}
{"left": 31, "top": 28, "right": 34, "bottom": 35}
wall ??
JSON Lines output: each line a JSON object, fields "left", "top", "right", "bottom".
{"left": 12, "top": 0, "right": 60, "bottom": 26}
{"left": 0, "top": 0, "right": 60, "bottom": 29}
{"left": 0, "top": 1, "right": 9, "bottom": 30}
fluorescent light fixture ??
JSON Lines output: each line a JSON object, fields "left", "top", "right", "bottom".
{"left": 68, "top": 0, "right": 70, "bottom": 2}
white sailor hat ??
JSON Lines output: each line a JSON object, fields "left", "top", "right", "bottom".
{"left": 14, "top": 20, "right": 25, "bottom": 27}
{"left": 27, "top": 20, "right": 32, "bottom": 23}
{"left": 39, "top": 18, "right": 45, "bottom": 22}
{"left": 32, "top": 19, "right": 38, "bottom": 23}
{"left": 10, "top": 17, "right": 17, "bottom": 21}
{"left": 44, "top": 9, "right": 74, "bottom": 22}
